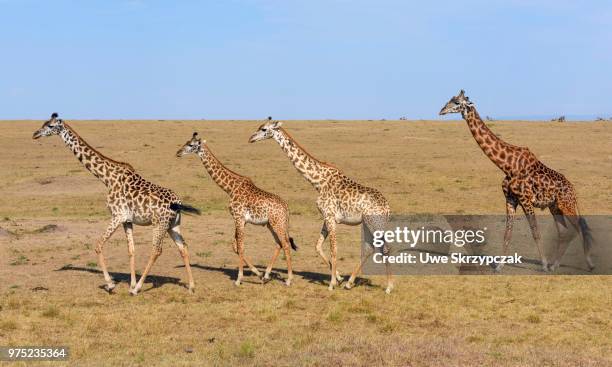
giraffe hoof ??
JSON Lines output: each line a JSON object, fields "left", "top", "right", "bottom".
{"left": 344, "top": 282, "right": 353, "bottom": 290}
{"left": 129, "top": 288, "right": 139, "bottom": 296}
{"left": 104, "top": 283, "right": 116, "bottom": 293}
{"left": 188, "top": 286, "right": 195, "bottom": 294}
{"left": 385, "top": 285, "right": 394, "bottom": 294}
{"left": 234, "top": 280, "right": 242, "bottom": 286}
{"left": 285, "top": 279, "right": 292, "bottom": 287}
{"left": 588, "top": 264, "right": 595, "bottom": 272}
{"left": 328, "top": 284, "right": 335, "bottom": 291}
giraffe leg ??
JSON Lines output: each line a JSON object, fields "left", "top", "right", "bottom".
{"left": 495, "top": 188, "right": 519, "bottom": 272}
{"left": 280, "top": 237, "right": 293, "bottom": 287}
{"left": 95, "top": 217, "right": 122, "bottom": 292}
{"left": 230, "top": 241, "right": 260, "bottom": 278}
{"left": 346, "top": 215, "right": 394, "bottom": 293}
{"left": 241, "top": 253, "right": 262, "bottom": 277}
{"left": 268, "top": 220, "right": 294, "bottom": 286}
{"left": 262, "top": 246, "right": 281, "bottom": 283}
{"left": 549, "top": 214, "right": 570, "bottom": 272}
{"left": 315, "top": 222, "right": 343, "bottom": 283}
{"left": 569, "top": 215, "right": 595, "bottom": 271}
{"left": 345, "top": 247, "right": 374, "bottom": 290}
{"left": 522, "top": 204, "right": 549, "bottom": 272}
{"left": 326, "top": 219, "right": 339, "bottom": 291}
{"left": 556, "top": 195, "right": 594, "bottom": 271}
{"left": 168, "top": 223, "right": 195, "bottom": 293}
{"left": 123, "top": 222, "right": 137, "bottom": 290}
{"left": 234, "top": 220, "right": 246, "bottom": 286}
{"left": 130, "top": 225, "right": 166, "bottom": 295}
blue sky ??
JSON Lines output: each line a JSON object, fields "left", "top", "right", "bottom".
{"left": 1, "top": 0, "right": 610, "bottom": 120}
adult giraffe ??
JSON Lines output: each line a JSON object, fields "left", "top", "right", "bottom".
{"left": 439, "top": 90, "right": 594, "bottom": 272}
{"left": 32, "top": 113, "right": 200, "bottom": 294}
{"left": 249, "top": 119, "right": 394, "bottom": 293}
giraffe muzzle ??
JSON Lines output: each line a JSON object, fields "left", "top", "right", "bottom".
{"left": 32, "top": 130, "right": 42, "bottom": 139}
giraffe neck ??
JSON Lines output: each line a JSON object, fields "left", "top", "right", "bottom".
{"left": 272, "top": 128, "right": 333, "bottom": 191}
{"left": 197, "top": 145, "right": 244, "bottom": 194}
{"left": 59, "top": 124, "right": 133, "bottom": 187}
{"left": 462, "top": 106, "right": 514, "bottom": 175}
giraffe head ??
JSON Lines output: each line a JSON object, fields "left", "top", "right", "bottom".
{"left": 248, "top": 117, "right": 283, "bottom": 143}
{"left": 32, "top": 113, "right": 65, "bottom": 139}
{"left": 439, "top": 90, "right": 474, "bottom": 115}
{"left": 176, "top": 132, "right": 205, "bottom": 157}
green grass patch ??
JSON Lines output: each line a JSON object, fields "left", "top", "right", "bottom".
{"left": 236, "top": 341, "right": 255, "bottom": 359}
{"left": 10, "top": 255, "right": 29, "bottom": 266}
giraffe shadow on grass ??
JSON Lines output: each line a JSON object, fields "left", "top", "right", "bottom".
{"left": 56, "top": 265, "right": 188, "bottom": 292}
{"left": 185, "top": 263, "right": 377, "bottom": 288}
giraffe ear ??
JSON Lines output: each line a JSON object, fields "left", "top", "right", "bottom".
{"left": 459, "top": 89, "right": 465, "bottom": 97}
{"left": 273, "top": 121, "right": 283, "bottom": 129}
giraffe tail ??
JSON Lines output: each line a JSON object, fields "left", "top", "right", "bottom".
{"left": 170, "top": 203, "right": 201, "bottom": 216}
{"left": 289, "top": 237, "right": 298, "bottom": 251}
{"left": 578, "top": 217, "right": 593, "bottom": 252}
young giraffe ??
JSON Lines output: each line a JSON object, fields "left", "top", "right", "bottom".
{"left": 32, "top": 113, "right": 200, "bottom": 294}
{"left": 439, "top": 91, "right": 594, "bottom": 272}
{"left": 249, "top": 119, "right": 394, "bottom": 293}
{"left": 176, "top": 133, "right": 297, "bottom": 286}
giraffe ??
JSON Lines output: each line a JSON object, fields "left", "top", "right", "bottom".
{"left": 439, "top": 90, "right": 594, "bottom": 272}
{"left": 176, "top": 132, "right": 297, "bottom": 286}
{"left": 249, "top": 119, "right": 394, "bottom": 293}
{"left": 32, "top": 113, "right": 200, "bottom": 295}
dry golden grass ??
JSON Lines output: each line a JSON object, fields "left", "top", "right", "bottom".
{"left": 1, "top": 119, "right": 611, "bottom": 366}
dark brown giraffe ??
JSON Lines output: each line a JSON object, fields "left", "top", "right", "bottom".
{"left": 439, "top": 90, "right": 594, "bottom": 272}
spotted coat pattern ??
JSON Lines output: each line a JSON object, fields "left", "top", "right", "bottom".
{"left": 177, "top": 134, "right": 295, "bottom": 286}
{"left": 249, "top": 121, "right": 394, "bottom": 293}
{"left": 32, "top": 114, "right": 197, "bottom": 295}
{"left": 439, "top": 91, "right": 594, "bottom": 271}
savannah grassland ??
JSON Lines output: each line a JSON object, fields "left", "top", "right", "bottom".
{"left": 0, "top": 119, "right": 611, "bottom": 366}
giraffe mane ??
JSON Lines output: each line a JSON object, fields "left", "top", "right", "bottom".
{"left": 203, "top": 143, "right": 250, "bottom": 182}
{"left": 64, "top": 123, "right": 135, "bottom": 171}
{"left": 279, "top": 127, "right": 337, "bottom": 170}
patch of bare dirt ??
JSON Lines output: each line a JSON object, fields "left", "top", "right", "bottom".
{"left": 0, "top": 227, "right": 11, "bottom": 238}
